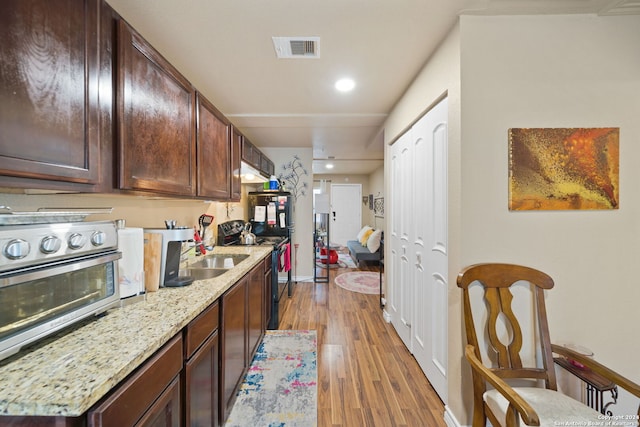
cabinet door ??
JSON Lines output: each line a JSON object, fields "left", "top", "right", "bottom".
{"left": 264, "top": 257, "right": 273, "bottom": 330}
{"left": 117, "top": 20, "right": 196, "bottom": 196}
{"left": 220, "top": 277, "right": 247, "bottom": 423}
{"left": 184, "top": 331, "right": 219, "bottom": 427}
{"left": 260, "top": 155, "right": 272, "bottom": 178}
{"left": 241, "top": 138, "right": 254, "bottom": 166}
{"left": 135, "top": 376, "right": 181, "bottom": 427}
{"left": 247, "top": 262, "right": 264, "bottom": 359}
{"left": 0, "top": 0, "right": 103, "bottom": 186}
{"left": 197, "top": 92, "right": 231, "bottom": 199}
{"left": 241, "top": 138, "right": 262, "bottom": 170}
{"left": 230, "top": 128, "right": 242, "bottom": 201}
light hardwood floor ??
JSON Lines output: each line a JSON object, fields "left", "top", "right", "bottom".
{"left": 278, "top": 261, "right": 447, "bottom": 427}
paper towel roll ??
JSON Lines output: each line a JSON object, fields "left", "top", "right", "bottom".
{"left": 117, "top": 227, "right": 145, "bottom": 298}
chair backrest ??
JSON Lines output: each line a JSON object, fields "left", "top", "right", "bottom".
{"left": 457, "top": 263, "right": 557, "bottom": 391}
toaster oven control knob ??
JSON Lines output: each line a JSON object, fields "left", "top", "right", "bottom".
{"left": 4, "top": 239, "right": 30, "bottom": 260}
{"left": 68, "top": 233, "right": 87, "bottom": 250}
{"left": 40, "top": 235, "right": 62, "bottom": 254}
{"left": 91, "top": 231, "right": 106, "bottom": 247}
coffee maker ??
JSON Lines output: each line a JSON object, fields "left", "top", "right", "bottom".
{"left": 143, "top": 227, "right": 194, "bottom": 287}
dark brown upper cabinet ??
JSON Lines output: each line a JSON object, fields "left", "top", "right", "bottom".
{"left": 117, "top": 20, "right": 196, "bottom": 196}
{"left": 196, "top": 92, "right": 231, "bottom": 200}
{"left": 241, "top": 137, "right": 260, "bottom": 170}
{"left": 0, "top": 0, "right": 110, "bottom": 189}
{"left": 230, "top": 127, "right": 242, "bottom": 201}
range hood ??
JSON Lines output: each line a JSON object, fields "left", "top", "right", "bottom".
{"left": 240, "top": 162, "right": 268, "bottom": 184}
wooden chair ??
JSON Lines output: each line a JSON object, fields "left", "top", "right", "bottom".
{"left": 457, "top": 263, "right": 640, "bottom": 427}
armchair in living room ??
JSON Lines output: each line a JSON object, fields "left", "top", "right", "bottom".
{"left": 456, "top": 263, "right": 640, "bottom": 427}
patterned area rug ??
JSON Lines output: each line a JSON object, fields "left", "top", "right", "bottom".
{"left": 225, "top": 330, "right": 317, "bottom": 427}
{"left": 334, "top": 271, "right": 381, "bottom": 294}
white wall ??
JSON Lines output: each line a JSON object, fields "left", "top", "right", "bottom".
{"left": 260, "top": 147, "right": 314, "bottom": 281}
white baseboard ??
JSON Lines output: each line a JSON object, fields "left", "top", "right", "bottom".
{"left": 382, "top": 309, "right": 391, "bottom": 323}
{"left": 444, "top": 405, "right": 466, "bottom": 427}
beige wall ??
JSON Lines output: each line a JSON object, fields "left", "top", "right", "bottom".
{"left": 384, "top": 12, "right": 640, "bottom": 426}
{"left": 460, "top": 11, "right": 640, "bottom": 388}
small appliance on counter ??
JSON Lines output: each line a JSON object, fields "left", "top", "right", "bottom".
{"left": 0, "top": 209, "right": 121, "bottom": 361}
{"left": 143, "top": 224, "right": 194, "bottom": 288}
{"left": 115, "top": 219, "right": 145, "bottom": 302}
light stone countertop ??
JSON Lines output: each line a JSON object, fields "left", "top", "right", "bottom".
{"left": 0, "top": 245, "right": 272, "bottom": 417}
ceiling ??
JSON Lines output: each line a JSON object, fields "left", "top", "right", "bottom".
{"left": 105, "top": 0, "right": 639, "bottom": 176}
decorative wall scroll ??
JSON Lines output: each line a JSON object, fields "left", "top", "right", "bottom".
{"left": 374, "top": 197, "right": 384, "bottom": 217}
{"left": 508, "top": 128, "right": 619, "bottom": 210}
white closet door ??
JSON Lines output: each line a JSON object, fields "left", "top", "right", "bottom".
{"left": 388, "top": 97, "right": 449, "bottom": 404}
{"left": 411, "top": 97, "right": 448, "bottom": 403}
{"left": 389, "top": 130, "right": 412, "bottom": 349}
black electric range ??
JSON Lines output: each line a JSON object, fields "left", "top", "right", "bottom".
{"left": 217, "top": 220, "right": 292, "bottom": 329}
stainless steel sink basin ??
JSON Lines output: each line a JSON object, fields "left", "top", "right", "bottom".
{"left": 188, "top": 254, "right": 249, "bottom": 269}
{"left": 183, "top": 254, "right": 250, "bottom": 281}
{"left": 184, "top": 268, "right": 229, "bottom": 280}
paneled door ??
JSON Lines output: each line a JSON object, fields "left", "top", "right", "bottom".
{"left": 388, "top": 97, "right": 448, "bottom": 404}
{"left": 410, "top": 98, "right": 448, "bottom": 403}
{"left": 389, "top": 131, "right": 413, "bottom": 349}
{"left": 330, "top": 184, "right": 362, "bottom": 246}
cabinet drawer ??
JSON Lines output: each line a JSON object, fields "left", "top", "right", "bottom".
{"left": 88, "top": 335, "right": 183, "bottom": 427}
{"left": 184, "top": 301, "right": 219, "bottom": 359}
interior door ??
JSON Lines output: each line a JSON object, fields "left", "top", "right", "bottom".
{"left": 330, "top": 184, "right": 362, "bottom": 246}
{"left": 389, "top": 132, "right": 413, "bottom": 349}
{"left": 410, "top": 97, "right": 448, "bottom": 403}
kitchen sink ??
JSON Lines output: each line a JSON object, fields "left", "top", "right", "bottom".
{"left": 188, "top": 254, "right": 249, "bottom": 269}
{"left": 184, "top": 268, "right": 229, "bottom": 280}
{"left": 183, "top": 254, "right": 250, "bottom": 281}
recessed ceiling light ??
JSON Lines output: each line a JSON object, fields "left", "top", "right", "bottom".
{"left": 335, "top": 78, "right": 355, "bottom": 92}
{"left": 325, "top": 163, "right": 334, "bottom": 169}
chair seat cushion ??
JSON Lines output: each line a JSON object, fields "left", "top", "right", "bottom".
{"left": 484, "top": 387, "right": 608, "bottom": 427}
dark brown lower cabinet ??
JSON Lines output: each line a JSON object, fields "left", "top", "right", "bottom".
{"left": 247, "top": 260, "right": 265, "bottom": 358}
{"left": 135, "top": 376, "right": 181, "bottom": 427}
{"left": 184, "top": 332, "right": 219, "bottom": 427}
{"left": 220, "top": 276, "right": 247, "bottom": 424}
{"left": 184, "top": 302, "right": 219, "bottom": 427}
{"left": 264, "top": 256, "right": 273, "bottom": 330}
{"left": 88, "top": 335, "right": 183, "bottom": 427}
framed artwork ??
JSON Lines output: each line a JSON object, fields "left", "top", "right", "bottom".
{"left": 508, "top": 128, "right": 619, "bottom": 210}
{"left": 374, "top": 197, "right": 384, "bottom": 217}
{"left": 369, "top": 194, "right": 373, "bottom": 210}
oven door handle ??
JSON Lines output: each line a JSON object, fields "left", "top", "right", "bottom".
{"left": 0, "top": 251, "right": 122, "bottom": 288}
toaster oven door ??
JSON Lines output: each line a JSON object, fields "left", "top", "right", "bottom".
{"left": 0, "top": 251, "right": 121, "bottom": 361}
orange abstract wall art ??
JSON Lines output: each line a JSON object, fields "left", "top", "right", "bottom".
{"left": 508, "top": 128, "right": 619, "bottom": 210}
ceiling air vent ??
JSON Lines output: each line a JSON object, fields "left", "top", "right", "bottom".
{"left": 272, "top": 37, "right": 320, "bottom": 59}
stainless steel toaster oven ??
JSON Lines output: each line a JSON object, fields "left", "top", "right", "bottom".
{"left": 0, "top": 217, "right": 121, "bottom": 361}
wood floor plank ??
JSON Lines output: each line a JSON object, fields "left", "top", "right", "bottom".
{"left": 279, "top": 260, "right": 447, "bottom": 427}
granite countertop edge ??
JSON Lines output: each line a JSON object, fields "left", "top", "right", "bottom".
{"left": 0, "top": 245, "right": 272, "bottom": 417}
